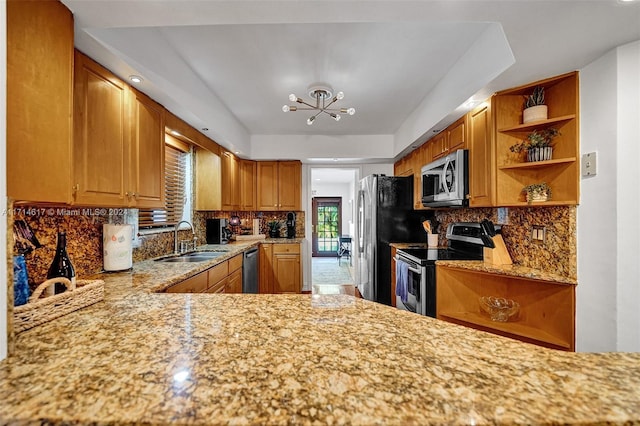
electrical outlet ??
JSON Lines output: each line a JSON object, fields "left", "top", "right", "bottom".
{"left": 531, "top": 225, "right": 546, "bottom": 243}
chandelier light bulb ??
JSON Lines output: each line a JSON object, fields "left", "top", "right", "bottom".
{"left": 332, "top": 113, "right": 341, "bottom": 121}
{"left": 347, "top": 107, "right": 356, "bottom": 115}
{"left": 289, "top": 94, "right": 297, "bottom": 102}
{"left": 336, "top": 91, "right": 344, "bottom": 100}
{"left": 307, "top": 116, "right": 315, "bottom": 125}
{"left": 282, "top": 105, "right": 290, "bottom": 112}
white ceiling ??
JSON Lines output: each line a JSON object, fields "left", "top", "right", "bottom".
{"left": 62, "top": 0, "right": 640, "bottom": 162}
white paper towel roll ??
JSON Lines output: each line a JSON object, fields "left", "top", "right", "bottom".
{"left": 103, "top": 224, "right": 133, "bottom": 271}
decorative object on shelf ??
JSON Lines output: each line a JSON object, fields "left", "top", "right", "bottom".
{"left": 479, "top": 296, "right": 520, "bottom": 322}
{"left": 522, "top": 182, "right": 552, "bottom": 203}
{"left": 523, "top": 85, "right": 547, "bottom": 123}
{"left": 509, "top": 128, "right": 560, "bottom": 162}
{"left": 267, "top": 220, "right": 282, "bottom": 238}
{"left": 282, "top": 83, "right": 355, "bottom": 125}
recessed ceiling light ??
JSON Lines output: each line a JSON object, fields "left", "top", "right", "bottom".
{"left": 129, "top": 75, "right": 143, "bottom": 84}
{"left": 170, "top": 130, "right": 181, "bottom": 137}
{"left": 201, "top": 127, "right": 209, "bottom": 131}
{"left": 235, "top": 151, "right": 240, "bottom": 155}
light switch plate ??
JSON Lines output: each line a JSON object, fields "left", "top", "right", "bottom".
{"left": 582, "top": 152, "right": 597, "bottom": 176}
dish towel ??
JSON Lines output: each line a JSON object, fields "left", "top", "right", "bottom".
{"left": 396, "top": 259, "right": 409, "bottom": 304}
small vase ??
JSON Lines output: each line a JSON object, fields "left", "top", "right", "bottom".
{"left": 527, "top": 147, "right": 552, "bottom": 162}
{"left": 269, "top": 229, "right": 280, "bottom": 238}
{"left": 523, "top": 105, "right": 548, "bottom": 123}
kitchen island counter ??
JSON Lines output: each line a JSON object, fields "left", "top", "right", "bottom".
{"left": 1, "top": 254, "right": 639, "bottom": 424}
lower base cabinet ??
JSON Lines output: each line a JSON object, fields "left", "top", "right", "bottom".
{"left": 436, "top": 265, "right": 575, "bottom": 351}
{"left": 166, "top": 254, "right": 243, "bottom": 294}
{"left": 259, "top": 243, "right": 301, "bottom": 293}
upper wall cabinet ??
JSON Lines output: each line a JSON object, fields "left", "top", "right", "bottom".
{"left": 257, "top": 161, "right": 302, "bottom": 211}
{"left": 468, "top": 101, "right": 495, "bottom": 207}
{"left": 195, "top": 147, "right": 222, "bottom": 211}
{"left": 432, "top": 116, "right": 467, "bottom": 160}
{"left": 7, "top": 0, "right": 74, "bottom": 203}
{"left": 494, "top": 72, "right": 579, "bottom": 206}
{"left": 220, "top": 149, "right": 240, "bottom": 211}
{"left": 239, "top": 159, "right": 257, "bottom": 211}
{"left": 73, "top": 51, "right": 165, "bottom": 208}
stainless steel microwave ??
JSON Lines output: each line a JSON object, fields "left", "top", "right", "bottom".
{"left": 421, "top": 149, "right": 469, "bottom": 208}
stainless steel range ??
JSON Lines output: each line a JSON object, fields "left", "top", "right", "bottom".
{"left": 395, "top": 222, "right": 488, "bottom": 317}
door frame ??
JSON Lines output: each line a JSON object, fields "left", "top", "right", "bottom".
{"left": 311, "top": 197, "right": 342, "bottom": 257}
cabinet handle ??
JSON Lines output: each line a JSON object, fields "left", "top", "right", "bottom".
{"left": 72, "top": 184, "right": 79, "bottom": 194}
{"left": 131, "top": 192, "right": 137, "bottom": 199}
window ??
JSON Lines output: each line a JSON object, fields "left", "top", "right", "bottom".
{"left": 139, "top": 135, "right": 191, "bottom": 228}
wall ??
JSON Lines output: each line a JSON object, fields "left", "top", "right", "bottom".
{"left": 578, "top": 40, "right": 640, "bottom": 352}
{"left": 1, "top": 0, "right": 7, "bottom": 361}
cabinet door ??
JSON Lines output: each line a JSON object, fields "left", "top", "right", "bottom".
{"left": 73, "top": 52, "right": 129, "bottom": 206}
{"left": 227, "top": 269, "right": 243, "bottom": 293}
{"left": 129, "top": 88, "right": 165, "bottom": 208}
{"left": 468, "top": 103, "right": 495, "bottom": 207}
{"left": 257, "top": 161, "right": 279, "bottom": 211}
{"left": 239, "top": 160, "right": 257, "bottom": 211}
{"left": 273, "top": 244, "right": 301, "bottom": 293}
{"left": 259, "top": 244, "right": 274, "bottom": 293}
{"left": 277, "top": 161, "right": 302, "bottom": 211}
{"left": 448, "top": 117, "right": 466, "bottom": 152}
{"left": 194, "top": 147, "right": 222, "bottom": 210}
{"left": 7, "top": 0, "right": 74, "bottom": 203}
{"left": 431, "top": 132, "right": 448, "bottom": 160}
{"left": 273, "top": 253, "right": 301, "bottom": 293}
{"left": 221, "top": 150, "right": 240, "bottom": 210}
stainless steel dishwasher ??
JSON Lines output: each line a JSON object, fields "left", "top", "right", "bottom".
{"left": 242, "top": 247, "right": 259, "bottom": 293}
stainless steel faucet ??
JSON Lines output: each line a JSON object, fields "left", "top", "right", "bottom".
{"left": 174, "top": 220, "right": 197, "bottom": 254}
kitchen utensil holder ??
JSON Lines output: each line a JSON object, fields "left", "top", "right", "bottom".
{"left": 13, "top": 278, "right": 104, "bottom": 333}
{"left": 483, "top": 235, "right": 513, "bottom": 266}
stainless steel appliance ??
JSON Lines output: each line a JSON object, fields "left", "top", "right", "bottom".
{"left": 421, "top": 149, "right": 469, "bottom": 208}
{"left": 242, "top": 247, "right": 259, "bottom": 293}
{"left": 356, "top": 175, "right": 431, "bottom": 306}
{"left": 395, "top": 222, "right": 486, "bottom": 317}
{"left": 206, "top": 218, "right": 231, "bottom": 244}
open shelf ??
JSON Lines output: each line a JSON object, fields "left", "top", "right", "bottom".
{"left": 439, "top": 311, "right": 572, "bottom": 349}
{"left": 498, "top": 114, "right": 576, "bottom": 133}
{"left": 499, "top": 157, "right": 576, "bottom": 170}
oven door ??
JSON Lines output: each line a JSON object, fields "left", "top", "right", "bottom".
{"left": 395, "top": 255, "right": 426, "bottom": 315}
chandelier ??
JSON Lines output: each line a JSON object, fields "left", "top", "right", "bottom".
{"left": 282, "top": 84, "right": 356, "bottom": 125}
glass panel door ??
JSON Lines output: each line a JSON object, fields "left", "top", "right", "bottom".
{"left": 312, "top": 197, "right": 342, "bottom": 257}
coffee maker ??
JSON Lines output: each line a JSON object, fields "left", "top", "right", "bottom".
{"left": 206, "top": 218, "right": 231, "bottom": 244}
{"left": 286, "top": 212, "right": 296, "bottom": 239}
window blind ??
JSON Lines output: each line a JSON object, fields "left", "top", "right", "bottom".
{"left": 138, "top": 140, "right": 189, "bottom": 228}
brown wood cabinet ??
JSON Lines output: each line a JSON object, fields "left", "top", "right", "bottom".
{"left": 166, "top": 253, "right": 244, "bottom": 294}
{"left": 194, "top": 147, "right": 222, "bottom": 211}
{"left": 259, "top": 243, "right": 301, "bottom": 293}
{"left": 494, "top": 72, "right": 580, "bottom": 206}
{"left": 73, "top": 51, "right": 164, "bottom": 208}
{"left": 221, "top": 150, "right": 240, "bottom": 210}
{"left": 437, "top": 265, "right": 575, "bottom": 351}
{"left": 7, "top": 0, "right": 74, "bottom": 203}
{"left": 256, "top": 161, "right": 302, "bottom": 211}
{"left": 467, "top": 102, "right": 495, "bottom": 207}
{"left": 238, "top": 160, "right": 257, "bottom": 211}
{"left": 432, "top": 116, "right": 467, "bottom": 160}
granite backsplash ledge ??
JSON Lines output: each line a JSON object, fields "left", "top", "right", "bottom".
{"left": 435, "top": 205, "right": 577, "bottom": 280}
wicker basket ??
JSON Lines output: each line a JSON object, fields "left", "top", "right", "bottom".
{"left": 13, "top": 278, "right": 105, "bottom": 333}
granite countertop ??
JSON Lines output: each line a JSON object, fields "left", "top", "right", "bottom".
{"left": 1, "top": 242, "right": 639, "bottom": 423}
{"left": 437, "top": 260, "right": 578, "bottom": 285}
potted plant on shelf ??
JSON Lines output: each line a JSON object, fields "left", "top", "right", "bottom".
{"left": 523, "top": 85, "right": 547, "bottom": 123}
{"left": 267, "top": 220, "right": 282, "bottom": 238}
{"left": 522, "top": 182, "right": 552, "bottom": 203}
{"left": 509, "top": 128, "right": 559, "bottom": 162}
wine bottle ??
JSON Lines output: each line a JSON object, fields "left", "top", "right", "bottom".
{"left": 47, "top": 231, "right": 76, "bottom": 294}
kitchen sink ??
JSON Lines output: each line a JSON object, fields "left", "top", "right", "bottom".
{"left": 155, "top": 251, "right": 226, "bottom": 263}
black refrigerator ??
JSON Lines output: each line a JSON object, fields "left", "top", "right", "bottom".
{"left": 356, "top": 175, "right": 432, "bottom": 305}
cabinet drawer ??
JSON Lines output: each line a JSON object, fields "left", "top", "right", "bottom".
{"left": 206, "top": 277, "right": 227, "bottom": 293}
{"left": 208, "top": 261, "right": 229, "bottom": 288}
{"left": 229, "top": 254, "right": 243, "bottom": 273}
{"left": 273, "top": 244, "right": 300, "bottom": 254}
{"left": 166, "top": 271, "right": 208, "bottom": 293}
